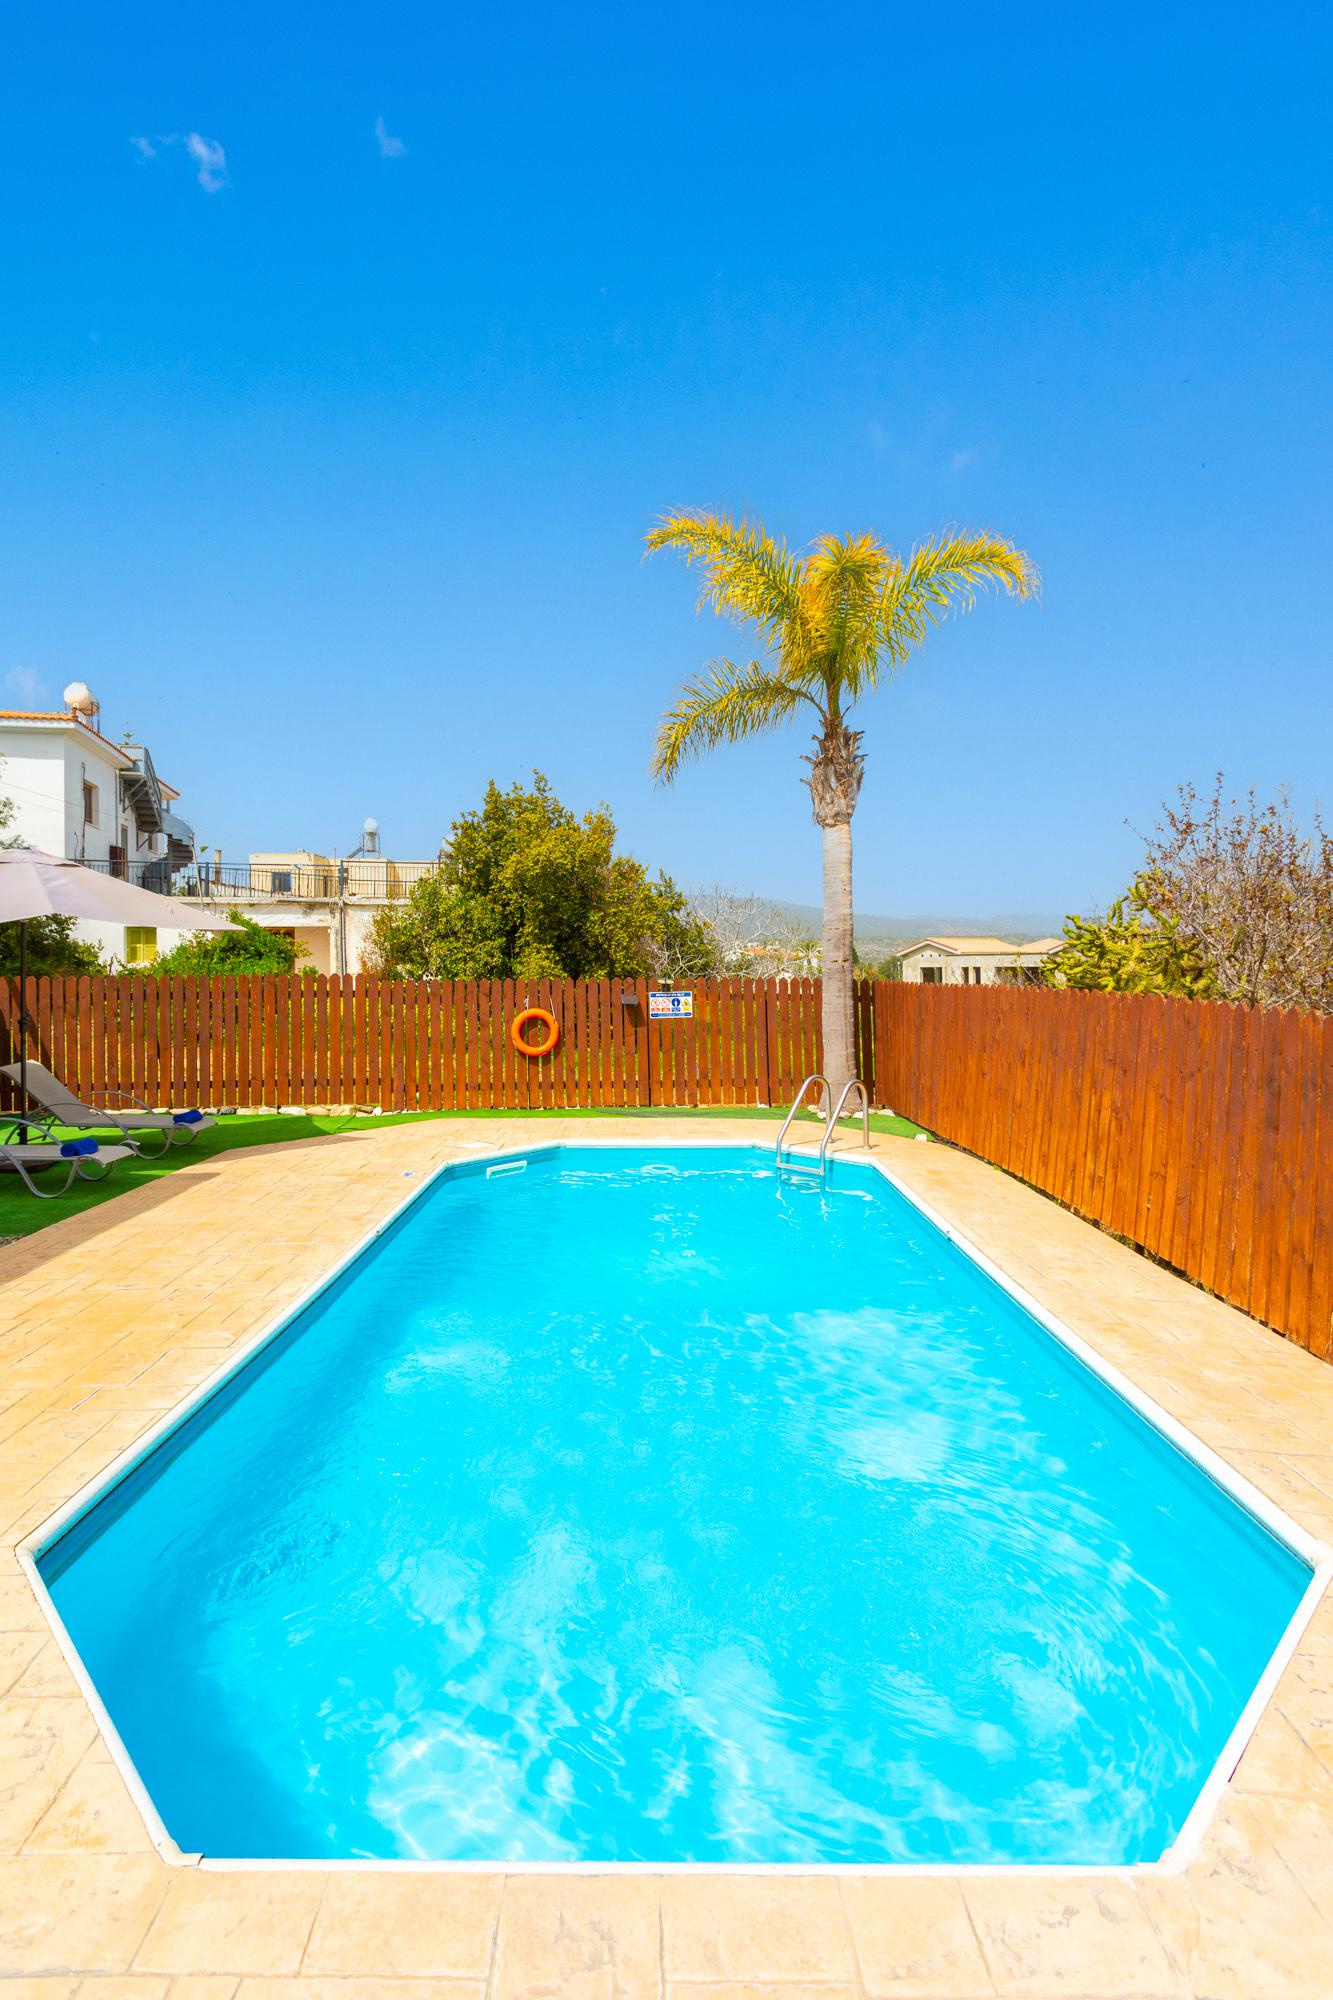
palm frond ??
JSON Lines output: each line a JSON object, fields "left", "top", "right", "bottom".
{"left": 645, "top": 510, "right": 805, "bottom": 645}
{"left": 651, "top": 658, "right": 822, "bottom": 783}
{"left": 800, "top": 533, "right": 892, "bottom": 700}
{"left": 804, "top": 531, "right": 889, "bottom": 597}
{"left": 880, "top": 532, "right": 1039, "bottom": 658}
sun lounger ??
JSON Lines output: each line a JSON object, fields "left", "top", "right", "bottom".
{"left": 1, "top": 1061, "right": 217, "bottom": 1157}
{"left": 0, "top": 1121, "right": 133, "bottom": 1198}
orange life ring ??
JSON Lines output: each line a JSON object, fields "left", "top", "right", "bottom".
{"left": 511, "top": 1006, "right": 560, "bottom": 1057}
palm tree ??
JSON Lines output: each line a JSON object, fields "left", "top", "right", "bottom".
{"left": 647, "top": 512, "right": 1037, "bottom": 1099}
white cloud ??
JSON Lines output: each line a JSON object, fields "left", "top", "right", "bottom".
{"left": 4, "top": 666, "right": 46, "bottom": 706}
{"left": 129, "top": 131, "right": 226, "bottom": 193}
{"left": 375, "top": 115, "right": 405, "bottom": 158}
{"left": 184, "top": 132, "right": 228, "bottom": 193}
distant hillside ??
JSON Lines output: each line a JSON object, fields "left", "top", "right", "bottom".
{"left": 772, "top": 901, "right": 1066, "bottom": 949}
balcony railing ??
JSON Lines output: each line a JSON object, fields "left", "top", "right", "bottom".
{"left": 77, "top": 859, "right": 445, "bottom": 902}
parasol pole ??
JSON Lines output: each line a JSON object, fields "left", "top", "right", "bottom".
{"left": 17, "top": 917, "right": 30, "bottom": 1115}
{"left": 17, "top": 916, "right": 29, "bottom": 1112}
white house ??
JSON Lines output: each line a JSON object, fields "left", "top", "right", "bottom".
{"left": 0, "top": 683, "right": 198, "bottom": 965}
{"left": 896, "top": 935, "right": 1064, "bottom": 986}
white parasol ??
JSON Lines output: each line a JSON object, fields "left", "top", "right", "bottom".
{"left": 0, "top": 848, "right": 236, "bottom": 1109}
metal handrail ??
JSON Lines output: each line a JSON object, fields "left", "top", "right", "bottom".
{"left": 75, "top": 858, "right": 447, "bottom": 902}
{"left": 819, "top": 1078, "right": 871, "bottom": 1169}
{"left": 775, "top": 1073, "right": 829, "bottom": 1166}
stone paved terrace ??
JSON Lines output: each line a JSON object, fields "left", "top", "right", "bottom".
{"left": 3, "top": 1113, "right": 1333, "bottom": 1998}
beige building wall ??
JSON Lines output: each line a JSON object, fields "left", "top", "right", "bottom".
{"left": 185, "top": 883, "right": 412, "bottom": 975}
{"left": 898, "top": 938, "right": 1063, "bottom": 986}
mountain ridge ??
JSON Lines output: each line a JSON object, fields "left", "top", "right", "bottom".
{"left": 771, "top": 900, "right": 1066, "bottom": 946}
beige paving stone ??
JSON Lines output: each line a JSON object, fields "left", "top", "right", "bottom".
{"left": 235, "top": 1983, "right": 486, "bottom": 2000}
{"left": 0, "top": 1979, "right": 80, "bottom": 1999}
{"left": 1275, "top": 1653, "right": 1333, "bottom": 1774}
{"left": 0, "top": 1629, "right": 47, "bottom": 1693}
{"left": 0, "top": 1855, "right": 167, "bottom": 1974}
{"left": 962, "top": 1877, "right": 1183, "bottom": 1997}
{"left": 0, "top": 1698, "right": 101, "bottom": 1849}
{"left": 0, "top": 1573, "right": 47, "bottom": 1634}
{"left": 0, "top": 1391, "right": 67, "bottom": 1447}
{"left": 840, "top": 1875, "right": 994, "bottom": 1996}
{"left": 301, "top": 1871, "right": 501, "bottom": 1977}
{"left": 11, "top": 1640, "right": 85, "bottom": 1701}
{"left": 72, "top": 1979, "right": 170, "bottom": 1997}
{"left": 134, "top": 1875, "right": 326, "bottom": 1978}
{"left": 491, "top": 1874, "right": 662, "bottom": 2000}
{"left": 1243, "top": 1789, "right": 1333, "bottom": 1905}
{"left": 1140, "top": 1798, "right": 1333, "bottom": 1998}
{"left": 24, "top": 1745, "right": 155, "bottom": 1854}
{"left": 659, "top": 1876, "right": 855, "bottom": 1983}
{"left": 1230, "top": 1704, "right": 1333, "bottom": 1796}
{"left": 668, "top": 1986, "right": 859, "bottom": 2000}
{"left": 1297, "top": 1591, "right": 1333, "bottom": 1654}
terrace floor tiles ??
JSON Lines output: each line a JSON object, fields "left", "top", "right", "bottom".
{"left": 0, "top": 1112, "right": 1331, "bottom": 1995}
{"left": 491, "top": 1875, "right": 663, "bottom": 2000}
{"left": 960, "top": 1876, "right": 1184, "bottom": 1998}
{"left": 23, "top": 1743, "right": 159, "bottom": 1856}
{"left": 133, "top": 1874, "right": 328, "bottom": 1979}
{"left": 0, "top": 1697, "right": 100, "bottom": 1850}
{"left": 838, "top": 1876, "right": 995, "bottom": 1997}
{"left": 658, "top": 1876, "right": 857, "bottom": 1984}
{"left": 301, "top": 1873, "right": 502, "bottom": 1980}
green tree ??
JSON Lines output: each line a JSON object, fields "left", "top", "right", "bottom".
{"left": 366, "top": 773, "right": 713, "bottom": 980}
{"left": 0, "top": 914, "right": 104, "bottom": 979}
{"left": 0, "top": 778, "right": 106, "bottom": 977}
{"left": 148, "top": 911, "right": 306, "bottom": 976}
{"left": 1043, "top": 875, "right": 1216, "bottom": 997}
{"left": 648, "top": 513, "right": 1036, "bottom": 1096}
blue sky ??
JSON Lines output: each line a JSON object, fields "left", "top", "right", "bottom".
{"left": 2, "top": 2, "right": 1330, "bottom": 919}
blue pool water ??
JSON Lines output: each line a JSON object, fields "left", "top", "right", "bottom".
{"left": 43, "top": 1145, "right": 1308, "bottom": 1865}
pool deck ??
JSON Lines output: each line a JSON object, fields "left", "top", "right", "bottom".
{"left": 3, "top": 1112, "right": 1333, "bottom": 1998}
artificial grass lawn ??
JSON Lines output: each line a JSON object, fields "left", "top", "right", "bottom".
{"left": 0, "top": 1103, "right": 929, "bottom": 1239}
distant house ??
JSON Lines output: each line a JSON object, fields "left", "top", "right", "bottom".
{"left": 0, "top": 685, "right": 196, "bottom": 965}
{"left": 896, "top": 935, "right": 1064, "bottom": 987}
{"left": 737, "top": 940, "right": 821, "bottom": 977}
{"left": 188, "top": 823, "right": 446, "bottom": 974}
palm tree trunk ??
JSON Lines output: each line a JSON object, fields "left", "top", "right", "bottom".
{"left": 821, "top": 817, "right": 856, "bottom": 1096}
{"left": 805, "top": 717, "right": 865, "bottom": 1103}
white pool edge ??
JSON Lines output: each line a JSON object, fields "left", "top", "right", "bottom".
{"left": 18, "top": 1129, "right": 1332, "bottom": 1880}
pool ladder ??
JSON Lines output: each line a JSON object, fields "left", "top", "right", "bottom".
{"left": 775, "top": 1074, "right": 871, "bottom": 1179}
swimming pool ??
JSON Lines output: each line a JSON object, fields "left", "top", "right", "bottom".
{"left": 33, "top": 1144, "right": 1318, "bottom": 1867}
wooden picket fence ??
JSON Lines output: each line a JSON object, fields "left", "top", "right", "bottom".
{"left": 874, "top": 982, "right": 1333, "bottom": 1361}
{"left": 2, "top": 972, "right": 1329, "bottom": 1358}
{"left": 0, "top": 973, "right": 874, "bottom": 1114}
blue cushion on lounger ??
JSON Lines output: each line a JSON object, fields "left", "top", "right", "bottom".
{"left": 60, "top": 1138, "right": 100, "bottom": 1158}
{"left": 172, "top": 1109, "right": 205, "bottom": 1125}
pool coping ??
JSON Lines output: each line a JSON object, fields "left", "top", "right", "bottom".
{"left": 16, "top": 1131, "right": 1333, "bottom": 1885}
